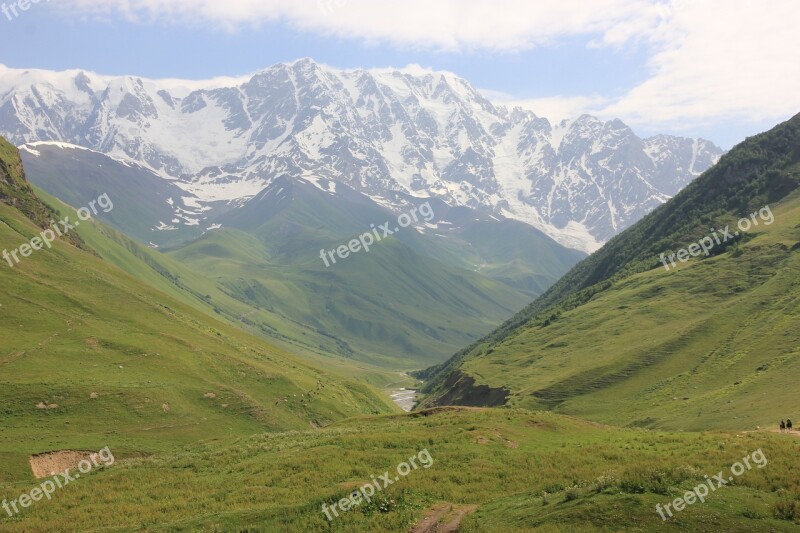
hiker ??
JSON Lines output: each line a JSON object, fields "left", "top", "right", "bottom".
{"left": 780, "top": 420, "right": 786, "bottom": 432}
{"left": 788, "top": 419, "right": 793, "bottom": 432}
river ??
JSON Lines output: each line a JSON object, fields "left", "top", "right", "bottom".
{"left": 389, "top": 388, "right": 418, "bottom": 411}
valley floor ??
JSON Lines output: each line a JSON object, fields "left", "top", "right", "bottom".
{"left": 1, "top": 408, "right": 799, "bottom": 532}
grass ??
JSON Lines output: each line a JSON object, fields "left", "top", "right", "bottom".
{"left": 1, "top": 408, "right": 799, "bottom": 531}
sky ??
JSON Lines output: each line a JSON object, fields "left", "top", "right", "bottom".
{"left": 0, "top": 0, "right": 798, "bottom": 148}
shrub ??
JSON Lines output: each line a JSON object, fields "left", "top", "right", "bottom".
{"left": 773, "top": 499, "right": 799, "bottom": 521}
{"left": 619, "top": 466, "right": 687, "bottom": 495}
{"left": 593, "top": 474, "right": 619, "bottom": 493}
{"left": 563, "top": 488, "right": 579, "bottom": 502}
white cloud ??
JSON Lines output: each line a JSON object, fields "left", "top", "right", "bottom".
{"left": 57, "top": 0, "right": 800, "bottom": 131}
{"left": 599, "top": 0, "right": 800, "bottom": 128}
{"left": 60, "top": 0, "right": 651, "bottom": 50}
{"left": 484, "top": 91, "right": 609, "bottom": 123}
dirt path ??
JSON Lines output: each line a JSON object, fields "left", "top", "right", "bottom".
{"left": 410, "top": 503, "right": 478, "bottom": 533}
{"left": 768, "top": 428, "right": 800, "bottom": 438}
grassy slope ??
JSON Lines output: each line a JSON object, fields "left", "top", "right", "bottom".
{"left": 0, "top": 140, "right": 84, "bottom": 252}
{"left": 0, "top": 141, "right": 396, "bottom": 486}
{"left": 419, "top": 114, "right": 800, "bottom": 430}
{"left": 32, "top": 188, "right": 406, "bottom": 388}
{"left": 1, "top": 408, "right": 799, "bottom": 531}
{"left": 452, "top": 219, "right": 586, "bottom": 297}
{"left": 18, "top": 144, "right": 203, "bottom": 248}
{"left": 448, "top": 193, "right": 800, "bottom": 430}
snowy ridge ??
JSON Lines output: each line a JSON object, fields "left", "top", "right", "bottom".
{"left": 0, "top": 59, "right": 723, "bottom": 252}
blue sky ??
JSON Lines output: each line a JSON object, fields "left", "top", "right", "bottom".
{"left": 1, "top": 0, "right": 798, "bottom": 148}
{"left": 0, "top": 7, "right": 647, "bottom": 95}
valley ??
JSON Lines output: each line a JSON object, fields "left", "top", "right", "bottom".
{"left": 1, "top": 8, "right": 798, "bottom": 529}
{"left": 3, "top": 111, "right": 800, "bottom": 531}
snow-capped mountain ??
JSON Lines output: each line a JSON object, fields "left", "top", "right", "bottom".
{"left": 0, "top": 59, "right": 723, "bottom": 252}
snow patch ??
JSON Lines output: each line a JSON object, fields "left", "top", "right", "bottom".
{"left": 19, "top": 145, "right": 40, "bottom": 157}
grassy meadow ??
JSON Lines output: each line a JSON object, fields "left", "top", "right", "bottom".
{"left": 1, "top": 408, "right": 800, "bottom": 531}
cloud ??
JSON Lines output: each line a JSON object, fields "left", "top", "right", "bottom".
{"left": 56, "top": 0, "right": 800, "bottom": 131}
{"left": 484, "top": 91, "right": 609, "bottom": 123}
{"left": 599, "top": 0, "right": 800, "bottom": 128}
{"left": 60, "top": 0, "right": 651, "bottom": 50}
{"left": 478, "top": 0, "right": 800, "bottom": 132}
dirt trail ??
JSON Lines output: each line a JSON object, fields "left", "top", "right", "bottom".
{"left": 768, "top": 428, "right": 800, "bottom": 438}
{"left": 410, "top": 503, "right": 478, "bottom": 533}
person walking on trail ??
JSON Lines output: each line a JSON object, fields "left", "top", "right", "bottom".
{"left": 780, "top": 420, "right": 786, "bottom": 432}
{"left": 788, "top": 419, "right": 794, "bottom": 432}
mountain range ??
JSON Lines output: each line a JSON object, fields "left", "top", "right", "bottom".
{"left": 0, "top": 59, "right": 723, "bottom": 253}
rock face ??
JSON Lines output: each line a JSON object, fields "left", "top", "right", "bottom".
{"left": 0, "top": 59, "right": 723, "bottom": 252}
{"left": 0, "top": 136, "right": 86, "bottom": 249}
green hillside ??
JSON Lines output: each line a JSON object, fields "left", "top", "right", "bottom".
{"left": 171, "top": 226, "right": 530, "bottom": 368}
{"left": 0, "top": 140, "right": 84, "bottom": 252}
{"left": 0, "top": 139, "right": 396, "bottom": 485}
{"left": 19, "top": 144, "right": 206, "bottom": 248}
{"left": 406, "top": 214, "right": 587, "bottom": 298}
{"left": 419, "top": 114, "right": 800, "bottom": 431}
